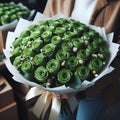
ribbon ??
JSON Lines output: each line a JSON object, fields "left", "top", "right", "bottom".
{"left": 25, "top": 87, "right": 78, "bottom": 120}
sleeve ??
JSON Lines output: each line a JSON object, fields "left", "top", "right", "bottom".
{"left": 43, "top": 0, "right": 74, "bottom": 17}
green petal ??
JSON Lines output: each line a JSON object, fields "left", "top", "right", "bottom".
{"left": 88, "top": 58, "right": 103, "bottom": 71}
{"left": 57, "top": 69, "right": 72, "bottom": 84}
{"left": 33, "top": 53, "right": 44, "bottom": 66}
{"left": 21, "top": 61, "right": 33, "bottom": 73}
{"left": 32, "top": 39, "right": 43, "bottom": 50}
{"left": 22, "top": 48, "right": 33, "bottom": 57}
{"left": 77, "top": 49, "right": 89, "bottom": 61}
{"left": 75, "top": 66, "right": 90, "bottom": 81}
{"left": 66, "top": 56, "right": 78, "bottom": 69}
{"left": 34, "top": 66, "right": 48, "bottom": 82}
{"left": 61, "top": 41, "right": 73, "bottom": 51}
{"left": 56, "top": 50, "right": 70, "bottom": 61}
{"left": 51, "top": 36, "right": 61, "bottom": 45}
{"left": 46, "top": 59, "right": 60, "bottom": 74}
{"left": 43, "top": 43, "right": 56, "bottom": 57}
{"left": 20, "top": 30, "right": 31, "bottom": 38}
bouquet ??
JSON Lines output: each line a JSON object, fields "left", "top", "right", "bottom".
{"left": 0, "top": 2, "right": 35, "bottom": 31}
{"left": 3, "top": 12, "right": 119, "bottom": 120}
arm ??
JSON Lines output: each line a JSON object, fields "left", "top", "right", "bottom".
{"left": 43, "top": 0, "right": 74, "bottom": 17}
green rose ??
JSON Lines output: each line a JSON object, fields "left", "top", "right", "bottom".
{"left": 28, "top": 24, "right": 37, "bottom": 32}
{"left": 54, "top": 27, "right": 66, "bottom": 36}
{"left": 1, "top": 15, "right": 10, "bottom": 24}
{"left": 61, "top": 41, "right": 73, "bottom": 51}
{"left": 57, "top": 69, "right": 72, "bottom": 84}
{"left": 86, "top": 43, "right": 98, "bottom": 54}
{"left": 43, "top": 43, "right": 56, "bottom": 57}
{"left": 51, "top": 36, "right": 61, "bottom": 45}
{"left": 66, "top": 56, "right": 78, "bottom": 69}
{"left": 93, "top": 37, "right": 106, "bottom": 46}
{"left": 72, "top": 38, "right": 84, "bottom": 48}
{"left": 75, "top": 66, "right": 90, "bottom": 81}
{"left": 32, "top": 38, "right": 43, "bottom": 50}
{"left": 21, "top": 61, "right": 33, "bottom": 73}
{"left": 13, "top": 56, "right": 21, "bottom": 66}
{"left": 100, "top": 46, "right": 109, "bottom": 57}
{"left": 56, "top": 50, "right": 70, "bottom": 62}
{"left": 11, "top": 47, "right": 21, "bottom": 57}
{"left": 30, "top": 31, "right": 41, "bottom": 39}
{"left": 41, "top": 31, "right": 52, "bottom": 43}
{"left": 22, "top": 48, "right": 33, "bottom": 57}
{"left": 88, "top": 58, "right": 103, "bottom": 71}
{"left": 36, "top": 25, "right": 45, "bottom": 34}
{"left": 33, "top": 53, "right": 44, "bottom": 66}
{"left": 77, "top": 49, "right": 89, "bottom": 61}
{"left": 34, "top": 66, "right": 48, "bottom": 82}
{"left": 46, "top": 59, "right": 60, "bottom": 74}
{"left": 20, "top": 30, "right": 31, "bottom": 38}
{"left": 12, "top": 38, "right": 21, "bottom": 47}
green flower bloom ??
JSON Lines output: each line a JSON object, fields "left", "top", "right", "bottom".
{"left": 39, "top": 20, "right": 48, "bottom": 26}
{"left": 89, "top": 58, "right": 103, "bottom": 71}
{"left": 20, "top": 30, "right": 31, "bottom": 38}
{"left": 100, "top": 46, "right": 109, "bottom": 57}
{"left": 58, "top": 18, "right": 68, "bottom": 24}
{"left": 43, "top": 43, "right": 56, "bottom": 57}
{"left": 34, "top": 66, "right": 48, "bottom": 82}
{"left": 72, "top": 38, "right": 84, "bottom": 48}
{"left": 48, "top": 20, "right": 60, "bottom": 27}
{"left": 11, "top": 47, "right": 21, "bottom": 57}
{"left": 56, "top": 50, "right": 70, "bottom": 61}
{"left": 10, "top": 14, "right": 18, "bottom": 21}
{"left": 32, "top": 38, "right": 43, "bottom": 50}
{"left": 61, "top": 41, "right": 73, "bottom": 51}
{"left": 12, "top": 38, "right": 21, "bottom": 47}
{"left": 51, "top": 36, "right": 61, "bottom": 45}
{"left": 75, "top": 66, "right": 90, "bottom": 81}
{"left": 21, "top": 61, "right": 33, "bottom": 73}
{"left": 88, "top": 29, "right": 99, "bottom": 38}
{"left": 86, "top": 43, "right": 98, "bottom": 54}
{"left": 77, "top": 49, "right": 89, "bottom": 61}
{"left": 57, "top": 69, "right": 72, "bottom": 84}
{"left": 46, "top": 59, "right": 60, "bottom": 74}
{"left": 36, "top": 25, "right": 45, "bottom": 34}
{"left": 54, "top": 27, "right": 66, "bottom": 36}
{"left": 28, "top": 24, "right": 37, "bottom": 32}
{"left": 41, "top": 31, "right": 52, "bottom": 43}
{"left": 64, "top": 31, "right": 75, "bottom": 39}
{"left": 22, "top": 48, "right": 33, "bottom": 57}
{"left": 66, "top": 56, "right": 78, "bottom": 69}
{"left": 21, "top": 37, "right": 31, "bottom": 46}
{"left": 33, "top": 53, "right": 44, "bottom": 66}
{"left": 13, "top": 56, "right": 21, "bottom": 66}
{"left": 48, "top": 25, "right": 55, "bottom": 31}
{"left": 93, "top": 37, "right": 106, "bottom": 46}
{"left": 30, "top": 31, "right": 41, "bottom": 39}
{"left": 1, "top": 15, "right": 10, "bottom": 24}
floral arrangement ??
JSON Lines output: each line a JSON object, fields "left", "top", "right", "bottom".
{"left": 9, "top": 17, "right": 110, "bottom": 89}
{"left": 3, "top": 13, "right": 119, "bottom": 120}
{"left": 0, "top": 2, "right": 30, "bottom": 25}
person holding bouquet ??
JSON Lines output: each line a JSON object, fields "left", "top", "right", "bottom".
{"left": 43, "top": 0, "right": 120, "bottom": 120}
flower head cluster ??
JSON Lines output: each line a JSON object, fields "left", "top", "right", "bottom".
{"left": 10, "top": 18, "right": 109, "bottom": 88}
{"left": 0, "top": 3, "right": 30, "bottom": 25}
